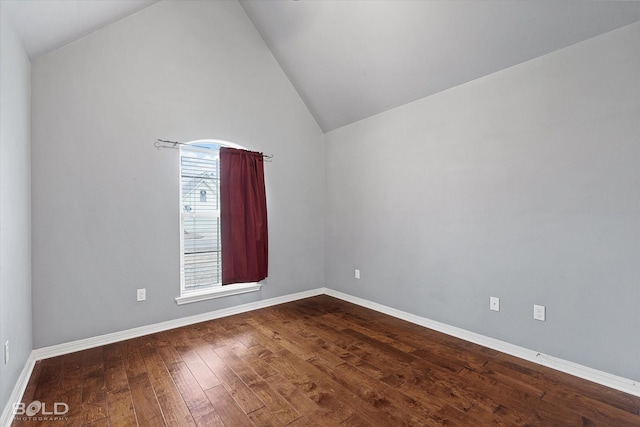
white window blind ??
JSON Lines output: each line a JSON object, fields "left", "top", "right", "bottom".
{"left": 180, "top": 144, "right": 221, "bottom": 292}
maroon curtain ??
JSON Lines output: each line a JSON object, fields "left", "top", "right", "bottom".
{"left": 220, "top": 147, "right": 268, "bottom": 284}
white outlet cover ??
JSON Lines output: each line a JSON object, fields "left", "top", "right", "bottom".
{"left": 490, "top": 296, "right": 500, "bottom": 312}
{"left": 534, "top": 304, "right": 546, "bottom": 321}
{"left": 137, "top": 288, "right": 146, "bottom": 301}
{"left": 355, "top": 269, "right": 360, "bottom": 279}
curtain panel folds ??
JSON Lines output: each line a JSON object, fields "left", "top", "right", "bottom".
{"left": 220, "top": 147, "right": 268, "bottom": 284}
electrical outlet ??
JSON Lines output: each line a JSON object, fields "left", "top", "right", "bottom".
{"left": 490, "top": 296, "right": 500, "bottom": 312}
{"left": 534, "top": 304, "right": 546, "bottom": 321}
{"left": 4, "top": 340, "right": 8, "bottom": 364}
{"left": 137, "top": 288, "right": 146, "bottom": 302}
{"left": 355, "top": 269, "right": 360, "bottom": 279}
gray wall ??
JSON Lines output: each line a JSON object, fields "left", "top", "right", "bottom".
{"left": 325, "top": 23, "right": 640, "bottom": 381}
{"left": 0, "top": 5, "right": 32, "bottom": 413}
{"left": 31, "top": 0, "right": 324, "bottom": 348}
{"left": 21, "top": 0, "right": 640, "bottom": 389}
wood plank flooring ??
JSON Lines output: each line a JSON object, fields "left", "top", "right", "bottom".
{"left": 11, "top": 295, "right": 640, "bottom": 426}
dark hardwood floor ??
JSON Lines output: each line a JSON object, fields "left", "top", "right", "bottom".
{"left": 11, "top": 295, "right": 640, "bottom": 426}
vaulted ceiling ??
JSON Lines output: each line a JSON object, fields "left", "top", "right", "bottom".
{"left": 4, "top": 0, "right": 639, "bottom": 132}
{"left": 240, "top": 1, "right": 640, "bottom": 131}
{"left": 2, "top": 0, "right": 159, "bottom": 59}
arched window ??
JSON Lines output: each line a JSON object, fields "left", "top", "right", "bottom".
{"left": 180, "top": 141, "right": 223, "bottom": 293}
{"left": 177, "top": 139, "right": 264, "bottom": 304}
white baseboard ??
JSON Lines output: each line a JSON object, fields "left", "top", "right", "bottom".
{"left": 0, "top": 353, "right": 36, "bottom": 427}
{"left": 2, "top": 287, "right": 325, "bottom": 427}
{"left": 3, "top": 285, "right": 637, "bottom": 427}
{"left": 33, "top": 287, "right": 325, "bottom": 361}
{"left": 324, "top": 288, "right": 640, "bottom": 397}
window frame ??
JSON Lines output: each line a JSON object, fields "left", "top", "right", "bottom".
{"left": 175, "top": 139, "right": 262, "bottom": 305}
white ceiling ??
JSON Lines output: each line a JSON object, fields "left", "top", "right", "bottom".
{"left": 3, "top": 0, "right": 639, "bottom": 133}
{"left": 240, "top": 0, "right": 640, "bottom": 132}
{"left": 2, "top": 0, "right": 159, "bottom": 59}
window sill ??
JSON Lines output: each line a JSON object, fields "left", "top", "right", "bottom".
{"left": 175, "top": 282, "right": 262, "bottom": 305}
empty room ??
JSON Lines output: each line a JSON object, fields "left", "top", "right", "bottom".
{"left": 1, "top": 0, "right": 639, "bottom": 426}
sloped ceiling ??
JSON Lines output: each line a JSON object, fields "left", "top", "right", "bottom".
{"left": 240, "top": 0, "right": 640, "bottom": 132}
{"left": 2, "top": 0, "right": 159, "bottom": 59}
{"left": 3, "top": 0, "right": 639, "bottom": 133}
